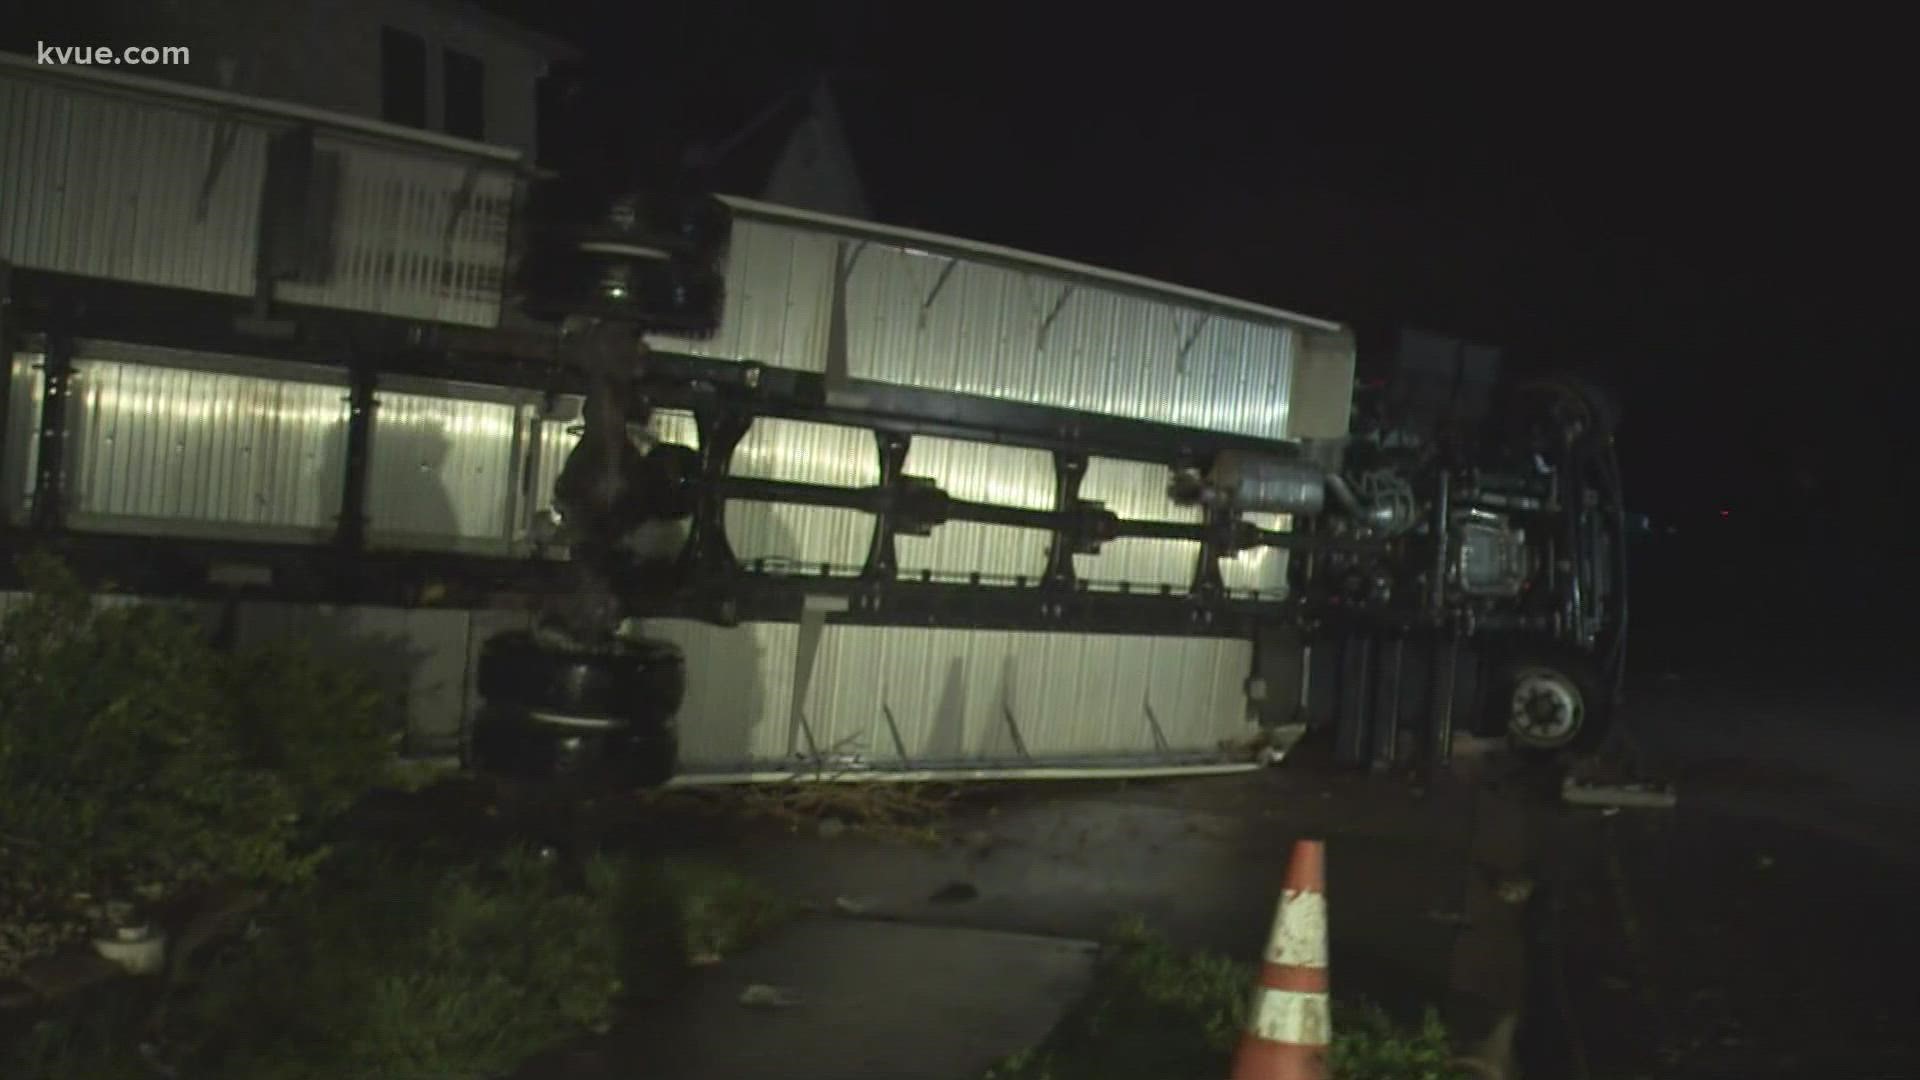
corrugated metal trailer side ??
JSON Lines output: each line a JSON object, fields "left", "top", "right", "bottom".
{"left": 655, "top": 621, "right": 1255, "bottom": 774}
{"left": 654, "top": 197, "right": 1349, "bottom": 442}
{"left": 0, "top": 196, "right": 1356, "bottom": 778}
{"left": 2, "top": 341, "right": 1316, "bottom": 771}
{"left": 634, "top": 200, "right": 1355, "bottom": 773}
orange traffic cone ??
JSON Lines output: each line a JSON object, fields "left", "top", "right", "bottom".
{"left": 1230, "top": 838, "right": 1331, "bottom": 1080}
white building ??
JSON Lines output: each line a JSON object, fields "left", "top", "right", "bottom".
{"left": 22, "top": 0, "right": 577, "bottom": 159}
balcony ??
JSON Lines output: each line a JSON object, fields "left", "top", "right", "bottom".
{"left": 0, "top": 50, "right": 523, "bottom": 329}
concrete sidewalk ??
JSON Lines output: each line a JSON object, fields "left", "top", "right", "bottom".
{"left": 690, "top": 766, "right": 1503, "bottom": 1019}
{"left": 515, "top": 918, "right": 1098, "bottom": 1080}
{"left": 521, "top": 761, "right": 1536, "bottom": 1079}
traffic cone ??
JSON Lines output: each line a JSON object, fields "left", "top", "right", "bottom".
{"left": 1230, "top": 838, "right": 1331, "bottom": 1080}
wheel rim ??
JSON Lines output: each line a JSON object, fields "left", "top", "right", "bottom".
{"left": 1508, "top": 668, "right": 1584, "bottom": 749}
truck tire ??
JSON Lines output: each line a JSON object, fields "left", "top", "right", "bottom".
{"left": 477, "top": 631, "right": 685, "bottom": 721}
{"left": 522, "top": 246, "right": 726, "bottom": 332}
{"left": 470, "top": 703, "right": 680, "bottom": 790}
{"left": 1485, "top": 648, "right": 1611, "bottom": 757}
{"left": 471, "top": 631, "right": 685, "bottom": 789}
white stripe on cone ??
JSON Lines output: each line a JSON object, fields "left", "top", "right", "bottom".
{"left": 1248, "top": 986, "right": 1333, "bottom": 1045}
{"left": 1264, "top": 890, "right": 1329, "bottom": 968}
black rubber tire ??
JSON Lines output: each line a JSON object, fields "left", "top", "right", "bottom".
{"left": 586, "top": 191, "right": 731, "bottom": 259}
{"left": 472, "top": 631, "right": 685, "bottom": 790}
{"left": 1484, "top": 647, "right": 1612, "bottom": 759}
{"left": 477, "top": 631, "right": 686, "bottom": 722}
{"left": 516, "top": 240, "right": 727, "bottom": 332}
{"left": 523, "top": 186, "right": 731, "bottom": 261}
{"left": 470, "top": 703, "right": 678, "bottom": 790}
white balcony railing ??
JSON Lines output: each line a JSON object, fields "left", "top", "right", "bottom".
{"left": 0, "top": 51, "right": 523, "bottom": 328}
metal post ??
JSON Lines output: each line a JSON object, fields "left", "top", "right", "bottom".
{"left": 1429, "top": 469, "right": 1451, "bottom": 617}
{"left": 1333, "top": 634, "right": 1373, "bottom": 766}
{"left": 1373, "top": 635, "right": 1406, "bottom": 769}
{"left": 1429, "top": 631, "right": 1461, "bottom": 767}
{"left": 0, "top": 259, "right": 13, "bottom": 527}
{"left": 31, "top": 317, "right": 75, "bottom": 534}
{"left": 334, "top": 360, "right": 378, "bottom": 552}
{"left": 787, "top": 594, "right": 848, "bottom": 763}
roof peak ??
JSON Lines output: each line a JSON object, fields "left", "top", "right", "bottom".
{"left": 413, "top": 0, "right": 583, "bottom": 62}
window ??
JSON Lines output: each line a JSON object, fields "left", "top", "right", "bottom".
{"left": 380, "top": 27, "right": 428, "bottom": 128}
{"left": 534, "top": 66, "right": 578, "bottom": 168}
{"left": 443, "top": 48, "right": 485, "bottom": 140}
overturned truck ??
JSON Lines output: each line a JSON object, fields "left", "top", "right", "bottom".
{"left": 0, "top": 56, "right": 1626, "bottom": 788}
{"left": 482, "top": 194, "right": 1629, "bottom": 787}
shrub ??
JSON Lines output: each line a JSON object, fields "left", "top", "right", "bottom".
{"left": 222, "top": 637, "right": 396, "bottom": 823}
{"left": 170, "top": 847, "right": 625, "bottom": 1080}
{"left": 0, "top": 554, "right": 395, "bottom": 970}
{"left": 0, "top": 979, "right": 154, "bottom": 1080}
{"left": 3, "top": 848, "right": 795, "bottom": 1080}
{"left": 1331, "top": 1002, "right": 1464, "bottom": 1080}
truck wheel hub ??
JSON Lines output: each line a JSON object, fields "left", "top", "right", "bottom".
{"left": 1509, "top": 671, "right": 1582, "bottom": 748}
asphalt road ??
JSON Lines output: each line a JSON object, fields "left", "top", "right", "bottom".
{"left": 1522, "top": 625, "right": 1920, "bottom": 1079}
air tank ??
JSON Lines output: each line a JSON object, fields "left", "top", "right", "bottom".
{"left": 1170, "top": 451, "right": 1328, "bottom": 515}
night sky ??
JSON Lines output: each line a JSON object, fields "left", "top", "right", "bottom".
{"left": 505, "top": 4, "right": 1913, "bottom": 543}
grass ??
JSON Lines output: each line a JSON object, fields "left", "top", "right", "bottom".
{"left": 654, "top": 860, "right": 796, "bottom": 961}
{"left": 3, "top": 839, "right": 794, "bottom": 1080}
{"left": 980, "top": 917, "right": 1474, "bottom": 1080}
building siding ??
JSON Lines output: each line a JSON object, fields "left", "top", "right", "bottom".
{"left": 0, "top": 72, "right": 268, "bottom": 297}
{"left": 24, "top": 0, "right": 558, "bottom": 158}
{"left": 1, "top": 55, "right": 522, "bottom": 328}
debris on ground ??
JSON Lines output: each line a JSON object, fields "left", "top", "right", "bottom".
{"left": 1495, "top": 876, "right": 1535, "bottom": 906}
{"left": 1562, "top": 779, "right": 1679, "bottom": 810}
{"left": 737, "top": 983, "right": 802, "bottom": 1009}
{"left": 636, "top": 783, "right": 972, "bottom": 846}
{"left": 929, "top": 882, "right": 980, "bottom": 904}
{"left": 832, "top": 896, "right": 876, "bottom": 917}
